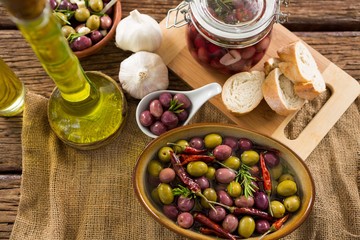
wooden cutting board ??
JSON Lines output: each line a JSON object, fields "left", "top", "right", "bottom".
{"left": 156, "top": 13, "right": 360, "bottom": 160}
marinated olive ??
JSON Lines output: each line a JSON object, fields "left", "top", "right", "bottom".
{"left": 270, "top": 162, "right": 283, "bottom": 180}
{"left": 159, "top": 92, "right": 172, "bottom": 108}
{"left": 217, "top": 190, "right": 234, "bottom": 206}
{"left": 254, "top": 191, "right": 268, "bottom": 211}
{"left": 255, "top": 219, "right": 270, "bottom": 234}
{"left": 222, "top": 136, "right": 239, "bottom": 151}
{"left": 227, "top": 181, "right": 242, "bottom": 198}
{"left": 172, "top": 140, "right": 189, "bottom": 153}
{"left": 223, "top": 156, "right": 241, "bottom": 170}
{"left": 150, "top": 121, "right": 167, "bottom": 135}
{"left": 201, "top": 188, "right": 217, "bottom": 208}
{"left": 157, "top": 183, "right": 174, "bottom": 205}
{"left": 89, "top": 30, "right": 103, "bottom": 44}
{"left": 263, "top": 151, "right": 280, "bottom": 167}
{"left": 74, "top": 7, "right": 90, "bottom": 22}
{"left": 213, "top": 144, "right": 232, "bottom": 161}
{"left": 284, "top": 195, "right": 301, "bottom": 212}
{"left": 70, "top": 35, "right": 92, "bottom": 51}
{"left": 235, "top": 195, "right": 255, "bottom": 208}
{"left": 163, "top": 204, "right": 179, "bottom": 221}
{"left": 241, "top": 150, "right": 259, "bottom": 166}
{"left": 187, "top": 161, "right": 208, "bottom": 177}
{"left": 173, "top": 93, "right": 191, "bottom": 109}
{"left": 100, "top": 15, "right": 112, "bottom": 30}
{"left": 205, "top": 166, "right": 216, "bottom": 180}
{"left": 53, "top": 12, "right": 68, "bottom": 26}
{"left": 204, "top": 133, "right": 222, "bottom": 149}
{"left": 89, "top": 0, "right": 104, "bottom": 12}
{"left": 158, "top": 146, "right": 173, "bottom": 163}
{"left": 215, "top": 168, "right": 236, "bottom": 184}
{"left": 277, "top": 180, "right": 298, "bottom": 197}
{"left": 159, "top": 168, "right": 176, "bottom": 183}
{"left": 149, "top": 99, "right": 163, "bottom": 118}
{"left": 238, "top": 138, "right": 253, "bottom": 151}
{"left": 238, "top": 216, "right": 255, "bottom": 238}
{"left": 208, "top": 206, "right": 226, "bottom": 222}
{"left": 177, "top": 195, "right": 195, "bottom": 212}
{"left": 279, "top": 173, "right": 295, "bottom": 183}
{"left": 222, "top": 214, "right": 239, "bottom": 233}
{"left": 86, "top": 15, "right": 101, "bottom": 30}
{"left": 189, "top": 137, "right": 205, "bottom": 150}
{"left": 61, "top": 25, "right": 75, "bottom": 38}
{"left": 177, "top": 212, "right": 194, "bottom": 229}
{"left": 270, "top": 200, "right": 286, "bottom": 218}
{"left": 194, "top": 176, "right": 210, "bottom": 190}
{"left": 151, "top": 188, "right": 161, "bottom": 204}
{"left": 147, "top": 159, "right": 163, "bottom": 177}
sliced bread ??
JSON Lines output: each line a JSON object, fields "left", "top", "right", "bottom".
{"left": 222, "top": 71, "right": 265, "bottom": 115}
{"left": 277, "top": 41, "right": 319, "bottom": 83}
{"left": 264, "top": 57, "right": 281, "bottom": 76}
{"left": 294, "top": 71, "right": 326, "bottom": 100}
{"left": 262, "top": 68, "right": 305, "bottom": 116}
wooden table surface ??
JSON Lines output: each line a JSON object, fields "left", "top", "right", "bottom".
{"left": 0, "top": 0, "right": 359, "bottom": 239}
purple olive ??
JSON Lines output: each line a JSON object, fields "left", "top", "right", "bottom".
{"left": 177, "top": 212, "right": 194, "bottom": 229}
{"left": 263, "top": 151, "right": 280, "bottom": 167}
{"left": 149, "top": 99, "right": 163, "bottom": 118}
{"left": 70, "top": 36, "right": 92, "bottom": 51}
{"left": 208, "top": 206, "right": 226, "bottom": 222}
{"left": 177, "top": 195, "right": 195, "bottom": 212}
{"left": 234, "top": 195, "right": 255, "bottom": 208}
{"left": 161, "top": 111, "right": 179, "bottom": 129}
{"left": 256, "top": 219, "right": 271, "bottom": 234}
{"left": 100, "top": 15, "right": 113, "bottom": 30}
{"left": 254, "top": 191, "right": 269, "bottom": 211}
{"left": 215, "top": 168, "right": 236, "bottom": 184}
{"left": 238, "top": 138, "right": 253, "bottom": 151}
{"left": 89, "top": 30, "right": 104, "bottom": 44}
{"left": 217, "top": 190, "right": 234, "bottom": 206}
{"left": 176, "top": 109, "right": 188, "bottom": 122}
{"left": 189, "top": 137, "right": 204, "bottom": 150}
{"left": 49, "top": 0, "right": 58, "bottom": 9}
{"left": 159, "top": 168, "right": 176, "bottom": 183}
{"left": 213, "top": 144, "right": 232, "bottom": 161}
{"left": 222, "top": 136, "right": 239, "bottom": 151}
{"left": 163, "top": 204, "right": 179, "bottom": 221}
{"left": 159, "top": 92, "right": 173, "bottom": 108}
{"left": 222, "top": 214, "right": 239, "bottom": 233}
{"left": 173, "top": 93, "right": 191, "bottom": 109}
{"left": 140, "top": 110, "right": 154, "bottom": 127}
{"left": 58, "top": 0, "right": 72, "bottom": 10}
{"left": 194, "top": 176, "right": 210, "bottom": 190}
{"left": 150, "top": 121, "right": 167, "bottom": 136}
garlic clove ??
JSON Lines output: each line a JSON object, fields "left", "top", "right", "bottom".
{"left": 119, "top": 51, "right": 169, "bottom": 99}
{"left": 115, "top": 9, "right": 162, "bottom": 52}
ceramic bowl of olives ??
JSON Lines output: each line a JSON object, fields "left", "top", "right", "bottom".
{"left": 50, "top": 0, "right": 122, "bottom": 58}
{"left": 133, "top": 123, "right": 315, "bottom": 240}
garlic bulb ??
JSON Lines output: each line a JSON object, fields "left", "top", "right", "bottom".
{"left": 115, "top": 9, "right": 162, "bottom": 52}
{"left": 119, "top": 51, "right": 169, "bottom": 99}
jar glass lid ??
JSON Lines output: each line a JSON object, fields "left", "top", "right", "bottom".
{"left": 190, "top": 0, "right": 277, "bottom": 40}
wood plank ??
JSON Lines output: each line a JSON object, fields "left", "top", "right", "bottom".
{"left": 0, "top": 175, "right": 20, "bottom": 240}
{"left": 0, "top": 0, "right": 359, "bottom": 31}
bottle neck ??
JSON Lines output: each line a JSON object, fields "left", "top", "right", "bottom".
{"left": 3, "top": 1, "right": 91, "bottom": 102}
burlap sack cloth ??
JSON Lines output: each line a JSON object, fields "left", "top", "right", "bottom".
{"left": 10, "top": 91, "right": 360, "bottom": 240}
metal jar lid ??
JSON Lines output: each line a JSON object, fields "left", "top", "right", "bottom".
{"left": 167, "top": 0, "right": 289, "bottom": 47}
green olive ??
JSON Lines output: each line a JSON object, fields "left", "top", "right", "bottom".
{"left": 205, "top": 166, "right": 216, "bottom": 180}
{"left": 227, "top": 181, "right": 242, "bottom": 198}
{"left": 151, "top": 187, "right": 161, "bottom": 204}
{"left": 53, "top": 12, "right": 68, "bottom": 26}
{"left": 187, "top": 161, "right": 208, "bottom": 177}
{"left": 147, "top": 160, "right": 163, "bottom": 177}
{"left": 89, "top": 0, "right": 104, "bottom": 12}
{"left": 238, "top": 216, "right": 255, "bottom": 238}
{"left": 278, "top": 173, "right": 295, "bottom": 183}
{"left": 270, "top": 200, "right": 286, "bottom": 218}
{"left": 172, "top": 139, "right": 189, "bottom": 153}
{"left": 157, "top": 183, "right": 174, "bottom": 205}
{"left": 204, "top": 133, "right": 222, "bottom": 149}
{"left": 157, "top": 146, "right": 173, "bottom": 163}
{"left": 277, "top": 180, "right": 298, "bottom": 197}
{"left": 223, "top": 156, "right": 241, "bottom": 170}
{"left": 241, "top": 150, "right": 259, "bottom": 166}
{"left": 86, "top": 15, "right": 100, "bottom": 30}
{"left": 61, "top": 25, "right": 75, "bottom": 38}
{"left": 74, "top": 7, "right": 90, "bottom": 22}
{"left": 201, "top": 188, "right": 217, "bottom": 208}
{"left": 270, "top": 162, "right": 283, "bottom": 180}
{"left": 284, "top": 195, "right": 301, "bottom": 212}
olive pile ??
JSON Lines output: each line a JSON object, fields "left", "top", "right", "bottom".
{"left": 139, "top": 92, "right": 192, "bottom": 136}
{"left": 50, "top": 0, "right": 115, "bottom": 52}
{"left": 147, "top": 134, "right": 301, "bottom": 238}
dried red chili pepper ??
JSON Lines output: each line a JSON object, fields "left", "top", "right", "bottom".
{"left": 260, "top": 151, "right": 273, "bottom": 216}
{"left": 259, "top": 214, "right": 290, "bottom": 239}
{"left": 179, "top": 154, "right": 215, "bottom": 165}
{"left": 199, "top": 227, "right": 226, "bottom": 238}
{"left": 253, "top": 144, "right": 280, "bottom": 155}
{"left": 194, "top": 213, "right": 237, "bottom": 240}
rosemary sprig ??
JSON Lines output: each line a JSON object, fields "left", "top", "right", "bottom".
{"left": 168, "top": 99, "right": 184, "bottom": 114}
{"left": 172, "top": 184, "right": 195, "bottom": 198}
{"left": 238, "top": 163, "right": 258, "bottom": 198}
{"left": 67, "top": 32, "right": 87, "bottom": 43}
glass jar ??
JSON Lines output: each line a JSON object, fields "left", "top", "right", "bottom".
{"left": 167, "top": 0, "right": 289, "bottom": 74}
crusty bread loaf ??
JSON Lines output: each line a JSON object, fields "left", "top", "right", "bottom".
{"left": 222, "top": 71, "right": 265, "bottom": 115}
{"left": 262, "top": 68, "right": 305, "bottom": 116}
{"left": 294, "top": 71, "right": 326, "bottom": 100}
{"left": 277, "top": 41, "right": 319, "bottom": 83}
{"left": 264, "top": 57, "right": 281, "bottom": 76}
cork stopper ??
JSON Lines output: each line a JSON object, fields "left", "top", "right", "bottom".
{"left": 1, "top": 0, "right": 46, "bottom": 20}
